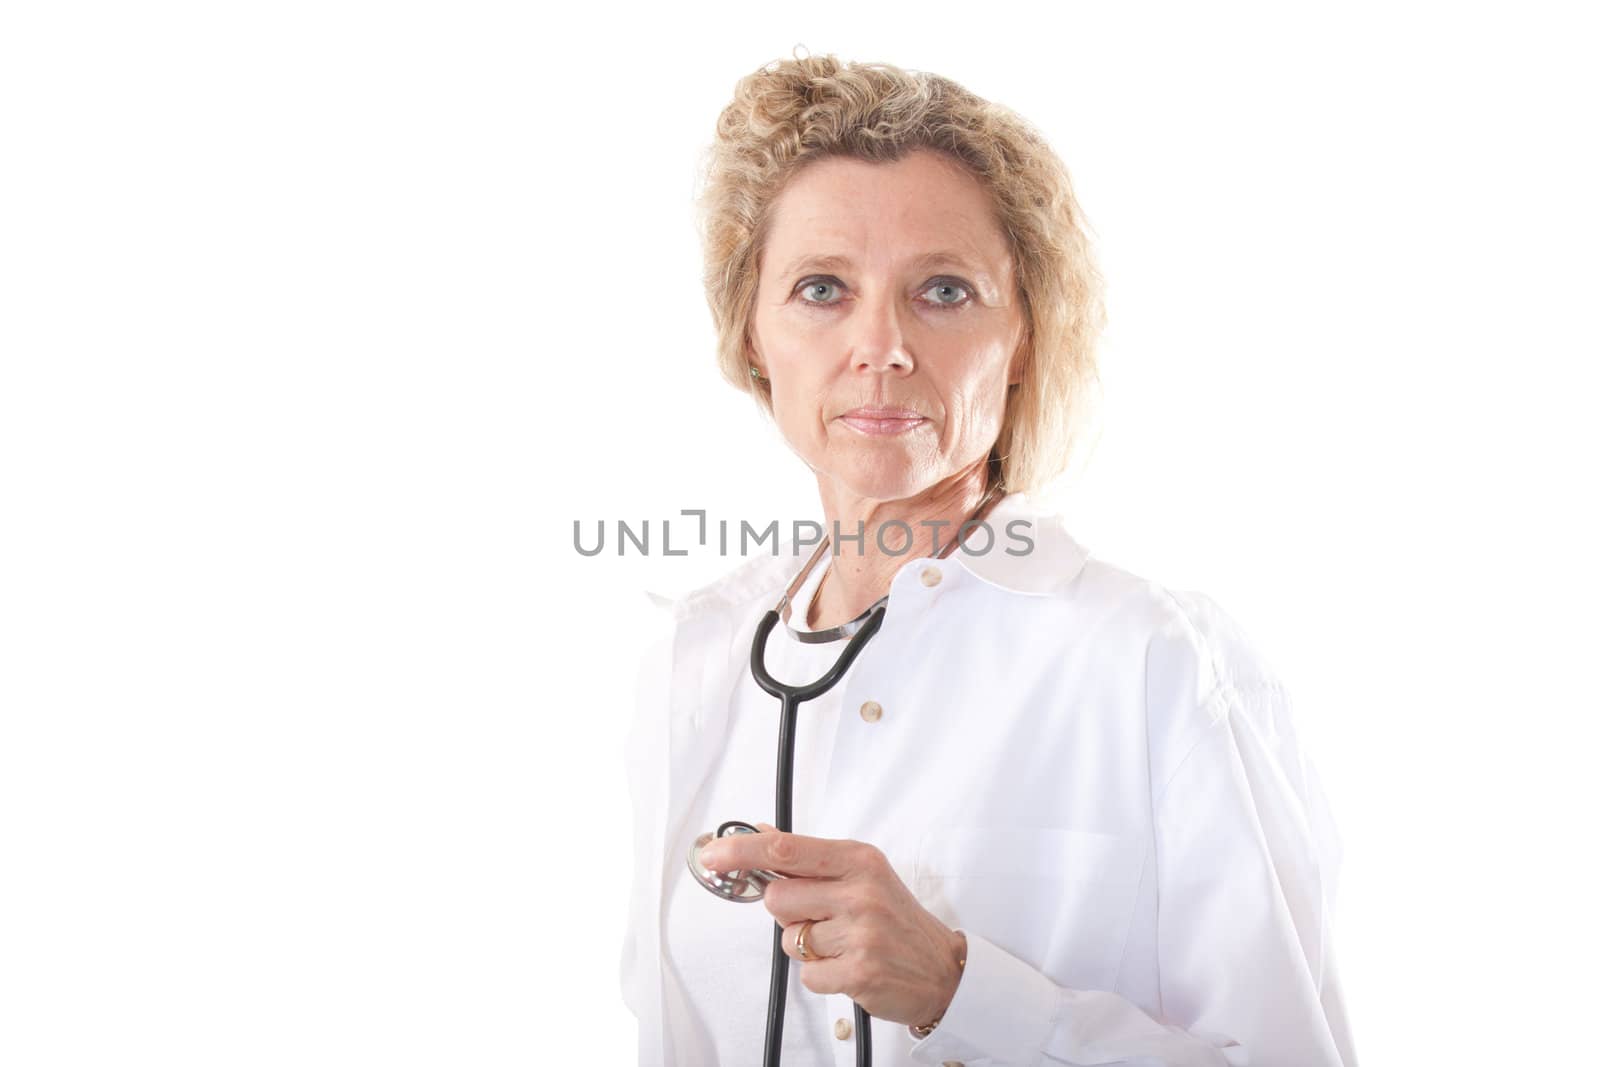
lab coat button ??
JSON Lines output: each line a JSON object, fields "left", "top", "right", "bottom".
{"left": 834, "top": 1017, "right": 853, "bottom": 1040}
{"left": 921, "top": 566, "right": 943, "bottom": 587}
{"left": 859, "top": 700, "right": 883, "bottom": 723}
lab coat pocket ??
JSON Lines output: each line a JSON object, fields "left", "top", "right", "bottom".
{"left": 913, "top": 823, "right": 1146, "bottom": 991}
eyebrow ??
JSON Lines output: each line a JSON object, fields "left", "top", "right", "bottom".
{"left": 777, "top": 251, "right": 987, "bottom": 280}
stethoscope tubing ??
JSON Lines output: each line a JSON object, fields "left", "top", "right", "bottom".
{"left": 749, "top": 603, "right": 887, "bottom": 1067}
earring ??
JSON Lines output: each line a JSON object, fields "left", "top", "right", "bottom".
{"left": 749, "top": 365, "right": 764, "bottom": 380}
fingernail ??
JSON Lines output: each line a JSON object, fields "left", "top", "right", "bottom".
{"left": 699, "top": 844, "right": 722, "bottom": 870}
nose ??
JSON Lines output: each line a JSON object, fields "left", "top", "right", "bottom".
{"left": 848, "top": 288, "right": 913, "bottom": 377}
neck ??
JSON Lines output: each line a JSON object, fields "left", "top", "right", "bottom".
{"left": 804, "top": 461, "right": 999, "bottom": 631}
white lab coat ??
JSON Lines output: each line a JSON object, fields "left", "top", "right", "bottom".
{"left": 620, "top": 492, "right": 1357, "bottom": 1066}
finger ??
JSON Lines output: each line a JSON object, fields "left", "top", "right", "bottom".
{"left": 699, "top": 829, "right": 862, "bottom": 880}
{"left": 794, "top": 954, "right": 852, "bottom": 998}
{"left": 761, "top": 873, "right": 850, "bottom": 927}
{"left": 783, "top": 916, "right": 847, "bottom": 963}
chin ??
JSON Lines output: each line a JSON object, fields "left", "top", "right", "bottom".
{"left": 825, "top": 455, "right": 935, "bottom": 503}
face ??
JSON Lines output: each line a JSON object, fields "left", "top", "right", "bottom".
{"left": 748, "top": 149, "right": 1025, "bottom": 505}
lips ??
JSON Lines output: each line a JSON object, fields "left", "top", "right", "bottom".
{"left": 838, "top": 406, "right": 928, "bottom": 436}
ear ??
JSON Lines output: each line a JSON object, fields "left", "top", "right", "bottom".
{"left": 1006, "top": 337, "right": 1028, "bottom": 388}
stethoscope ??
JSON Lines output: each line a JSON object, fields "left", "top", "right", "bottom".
{"left": 685, "top": 483, "right": 1005, "bottom": 1067}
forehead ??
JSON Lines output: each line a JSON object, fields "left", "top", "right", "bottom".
{"left": 760, "top": 150, "right": 1011, "bottom": 274}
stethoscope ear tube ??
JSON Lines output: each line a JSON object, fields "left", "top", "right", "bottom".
{"left": 749, "top": 602, "right": 885, "bottom": 701}
{"left": 685, "top": 603, "right": 887, "bottom": 1066}
{"left": 690, "top": 484, "right": 1005, "bottom": 1065}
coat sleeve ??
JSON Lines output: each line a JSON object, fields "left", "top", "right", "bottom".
{"left": 619, "top": 626, "right": 675, "bottom": 1024}
{"left": 910, "top": 593, "right": 1356, "bottom": 1066}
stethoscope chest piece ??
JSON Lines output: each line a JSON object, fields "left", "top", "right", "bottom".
{"left": 687, "top": 821, "right": 787, "bottom": 902}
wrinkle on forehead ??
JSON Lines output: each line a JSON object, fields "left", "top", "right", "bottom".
{"left": 757, "top": 151, "right": 1017, "bottom": 304}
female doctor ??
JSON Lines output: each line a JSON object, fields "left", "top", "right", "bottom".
{"left": 620, "top": 53, "right": 1358, "bottom": 1066}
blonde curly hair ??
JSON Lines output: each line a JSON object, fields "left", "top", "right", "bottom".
{"left": 696, "top": 51, "right": 1106, "bottom": 494}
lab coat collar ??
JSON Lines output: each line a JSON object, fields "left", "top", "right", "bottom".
{"left": 658, "top": 490, "right": 1091, "bottom": 623}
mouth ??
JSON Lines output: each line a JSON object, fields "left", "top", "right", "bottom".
{"left": 837, "top": 406, "right": 928, "bottom": 437}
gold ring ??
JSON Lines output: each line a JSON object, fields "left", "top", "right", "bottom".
{"left": 795, "top": 919, "right": 816, "bottom": 961}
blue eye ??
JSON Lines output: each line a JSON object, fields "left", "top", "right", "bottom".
{"left": 797, "top": 278, "right": 843, "bottom": 305}
{"left": 792, "top": 275, "right": 972, "bottom": 309}
{"left": 922, "top": 279, "right": 971, "bottom": 308}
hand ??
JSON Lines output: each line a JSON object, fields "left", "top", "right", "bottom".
{"left": 697, "top": 822, "right": 967, "bottom": 1028}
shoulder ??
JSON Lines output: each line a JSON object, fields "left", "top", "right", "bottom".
{"left": 631, "top": 538, "right": 802, "bottom": 687}
{"left": 960, "top": 498, "right": 1287, "bottom": 753}
{"left": 1057, "top": 551, "right": 1290, "bottom": 773}
{"left": 942, "top": 493, "right": 1278, "bottom": 701}
{"left": 661, "top": 538, "right": 798, "bottom": 626}
{"left": 627, "top": 546, "right": 795, "bottom": 746}
{"left": 1055, "top": 548, "right": 1283, "bottom": 698}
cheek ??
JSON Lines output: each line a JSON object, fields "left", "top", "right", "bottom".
{"left": 765, "top": 361, "right": 834, "bottom": 452}
{"left": 759, "top": 330, "right": 836, "bottom": 427}
{"left": 940, "top": 346, "right": 1013, "bottom": 433}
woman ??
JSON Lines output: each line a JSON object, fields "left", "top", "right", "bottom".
{"left": 621, "top": 53, "right": 1357, "bottom": 1066}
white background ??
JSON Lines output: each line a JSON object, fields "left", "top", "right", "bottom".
{"left": 3, "top": 2, "right": 1596, "bottom": 1063}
